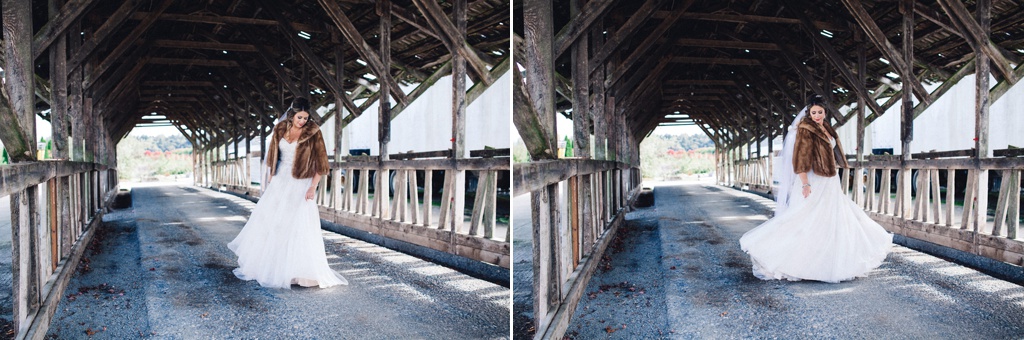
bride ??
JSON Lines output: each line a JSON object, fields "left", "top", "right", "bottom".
{"left": 739, "top": 95, "right": 892, "bottom": 283}
{"left": 228, "top": 97, "right": 348, "bottom": 288}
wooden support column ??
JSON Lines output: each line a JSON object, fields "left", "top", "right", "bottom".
{"left": 590, "top": 19, "right": 607, "bottom": 160}
{"left": 898, "top": 0, "right": 915, "bottom": 218}
{"left": 334, "top": 44, "right": 347, "bottom": 161}
{"left": 449, "top": 0, "right": 467, "bottom": 233}
{"left": 377, "top": 0, "right": 393, "bottom": 221}
{"left": 855, "top": 29, "right": 867, "bottom": 205}
{"left": 571, "top": 0, "right": 595, "bottom": 265}
{"left": 973, "top": 0, "right": 992, "bottom": 237}
{"left": 523, "top": 0, "right": 558, "bottom": 156}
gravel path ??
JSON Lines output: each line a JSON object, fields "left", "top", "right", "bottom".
{"left": 563, "top": 181, "right": 1024, "bottom": 339}
{"left": 46, "top": 182, "right": 509, "bottom": 339}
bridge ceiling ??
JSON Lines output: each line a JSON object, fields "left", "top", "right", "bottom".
{"left": 528, "top": 0, "right": 1024, "bottom": 147}
{"left": 26, "top": 0, "right": 510, "bottom": 146}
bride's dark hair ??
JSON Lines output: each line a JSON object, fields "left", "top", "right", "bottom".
{"left": 285, "top": 97, "right": 317, "bottom": 124}
{"left": 806, "top": 94, "right": 826, "bottom": 109}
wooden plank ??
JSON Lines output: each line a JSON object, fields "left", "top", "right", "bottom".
{"left": 993, "top": 169, "right": 1012, "bottom": 236}
{"left": 469, "top": 171, "right": 486, "bottom": 236}
{"left": 930, "top": 169, "right": 942, "bottom": 224}
{"left": 483, "top": 171, "right": 497, "bottom": 239}
{"left": 961, "top": 169, "right": 977, "bottom": 229}
{"left": 423, "top": 170, "right": 434, "bottom": 226}
{"left": 438, "top": 171, "right": 454, "bottom": 230}
{"left": 1008, "top": 170, "right": 1021, "bottom": 239}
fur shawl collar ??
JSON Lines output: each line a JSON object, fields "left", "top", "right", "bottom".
{"left": 266, "top": 120, "right": 330, "bottom": 179}
{"left": 793, "top": 117, "right": 848, "bottom": 177}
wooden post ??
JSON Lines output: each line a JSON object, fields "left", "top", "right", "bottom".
{"left": 449, "top": 0, "right": 467, "bottom": 233}
{"left": 590, "top": 18, "right": 607, "bottom": 160}
{"left": 570, "top": 0, "right": 594, "bottom": 258}
{"left": 898, "top": 0, "right": 914, "bottom": 218}
{"left": 378, "top": 0, "right": 392, "bottom": 220}
{"left": 334, "top": 44, "right": 346, "bottom": 162}
{"left": 1, "top": 0, "right": 37, "bottom": 162}
{"left": 854, "top": 28, "right": 867, "bottom": 205}
{"left": 974, "top": 0, "right": 992, "bottom": 236}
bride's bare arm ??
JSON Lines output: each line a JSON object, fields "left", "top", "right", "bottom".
{"left": 306, "top": 173, "right": 321, "bottom": 200}
{"left": 798, "top": 172, "right": 810, "bottom": 197}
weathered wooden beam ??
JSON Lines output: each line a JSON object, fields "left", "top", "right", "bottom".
{"left": 386, "top": 61, "right": 453, "bottom": 123}
{"left": 664, "top": 79, "right": 736, "bottom": 87}
{"left": 520, "top": 1, "right": 558, "bottom": 159}
{"left": 84, "top": 0, "right": 171, "bottom": 87}
{"left": 256, "top": 0, "right": 364, "bottom": 119}
{"left": 318, "top": 0, "right": 410, "bottom": 105}
{"left": 411, "top": 0, "right": 493, "bottom": 86}
{"left": 913, "top": 58, "right": 975, "bottom": 119}
{"left": 841, "top": 0, "right": 931, "bottom": 105}
{"left": 237, "top": 32, "right": 302, "bottom": 97}
{"left": 670, "top": 56, "right": 761, "bottom": 66}
{"left": 604, "top": 0, "right": 694, "bottom": 88}
{"left": 767, "top": 30, "right": 837, "bottom": 113}
{"left": 552, "top": 0, "right": 615, "bottom": 59}
{"left": 130, "top": 12, "right": 319, "bottom": 32}
{"left": 571, "top": 0, "right": 590, "bottom": 159}
{"left": 151, "top": 39, "right": 257, "bottom": 52}
{"left": 66, "top": 0, "right": 138, "bottom": 70}
{"left": 147, "top": 57, "right": 239, "bottom": 67}
{"left": 675, "top": 38, "right": 780, "bottom": 50}
{"left": 142, "top": 81, "right": 215, "bottom": 87}
{"left": 935, "top": 0, "right": 1017, "bottom": 84}
{"left": 786, "top": 3, "right": 887, "bottom": 123}
{"left": 667, "top": 11, "right": 848, "bottom": 31}
{"left": 466, "top": 56, "right": 510, "bottom": 105}
{"left": 586, "top": 0, "right": 662, "bottom": 75}
{"left": 1, "top": 0, "right": 37, "bottom": 162}
{"left": 32, "top": 0, "right": 99, "bottom": 59}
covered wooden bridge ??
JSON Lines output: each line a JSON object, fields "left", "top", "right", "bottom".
{"left": 513, "top": 0, "right": 1024, "bottom": 338}
{"left": 0, "top": 0, "right": 510, "bottom": 337}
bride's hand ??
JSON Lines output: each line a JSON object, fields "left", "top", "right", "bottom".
{"left": 802, "top": 185, "right": 811, "bottom": 198}
{"left": 305, "top": 186, "right": 316, "bottom": 201}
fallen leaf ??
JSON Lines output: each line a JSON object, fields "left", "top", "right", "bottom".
{"left": 605, "top": 326, "right": 616, "bottom": 334}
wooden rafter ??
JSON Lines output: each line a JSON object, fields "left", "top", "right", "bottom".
{"left": 318, "top": 0, "right": 410, "bottom": 105}
{"left": 411, "top": 0, "right": 493, "bottom": 85}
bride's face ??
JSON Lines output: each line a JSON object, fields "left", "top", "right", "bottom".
{"left": 809, "top": 105, "right": 826, "bottom": 125}
{"left": 292, "top": 111, "right": 310, "bottom": 128}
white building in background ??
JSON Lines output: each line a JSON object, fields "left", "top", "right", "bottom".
{"left": 246, "top": 71, "right": 511, "bottom": 183}
{"left": 765, "top": 74, "right": 1024, "bottom": 156}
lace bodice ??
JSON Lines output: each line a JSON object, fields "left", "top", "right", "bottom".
{"left": 277, "top": 139, "right": 297, "bottom": 172}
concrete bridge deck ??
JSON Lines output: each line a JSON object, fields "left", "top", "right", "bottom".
{"left": 514, "top": 179, "right": 1024, "bottom": 339}
{"left": 44, "top": 182, "right": 509, "bottom": 339}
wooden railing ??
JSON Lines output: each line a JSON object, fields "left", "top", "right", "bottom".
{"left": 513, "top": 159, "right": 641, "bottom": 340}
{"left": 209, "top": 155, "right": 511, "bottom": 268}
{"left": 730, "top": 155, "right": 773, "bottom": 193}
{"left": 0, "top": 161, "right": 118, "bottom": 338}
{"left": 724, "top": 150, "right": 1024, "bottom": 267}
{"left": 840, "top": 157, "right": 1024, "bottom": 265}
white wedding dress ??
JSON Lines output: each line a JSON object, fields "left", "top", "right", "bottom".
{"left": 228, "top": 138, "right": 348, "bottom": 288}
{"left": 739, "top": 138, "right": 892, "bottom": 283}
